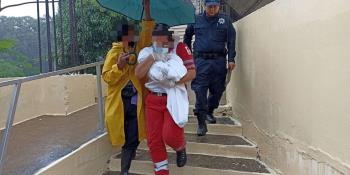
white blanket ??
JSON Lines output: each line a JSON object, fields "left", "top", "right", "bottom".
{"left": 148, "top": 53, "right": 189, "bottom": 128}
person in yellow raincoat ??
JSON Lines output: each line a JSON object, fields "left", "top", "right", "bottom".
{"left": 102, "top": 0, "right": 155, "bottom": 174}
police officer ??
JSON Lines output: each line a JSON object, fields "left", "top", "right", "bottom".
{"left": 184, "top": 0, "right": 236, "bottom": 136}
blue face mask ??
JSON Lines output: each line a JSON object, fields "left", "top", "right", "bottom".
{"left": 152, "top": 43, "right": 168, "bottom": 55}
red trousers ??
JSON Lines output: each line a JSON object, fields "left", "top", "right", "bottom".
{"left": 145, "top": 93, "right": 186, "bottom": 175}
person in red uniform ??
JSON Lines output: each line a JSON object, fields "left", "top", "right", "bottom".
{"left": 135, "top": 24, "right": 195, "bottom": 175}
{"left": 170, "top": 35, "right": 196, "bottom": 76}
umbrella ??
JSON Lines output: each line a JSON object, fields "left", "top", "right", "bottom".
{"left": 97, "top": 0, "right": 196, "bottom": 26}
{"left": 219, "top": 0, "right": 275, "bottom": 22}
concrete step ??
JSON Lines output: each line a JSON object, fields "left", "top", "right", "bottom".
{"left": 138, "top": 133, "right": 258, "bottom": 158}
{"left": 102, "top": 102, "right": 273, "bottom": 175}
{"left": 185, "top": 123, "right": 243, "bottom": 136}
{"left": 184, "top": 133, "right": 253, "bottom": 147}
{"left": 109, "top": 149, "right": 271, "bottom": 175}
{"left": 186, "top": 116, "right": 243, "bottom": 136}
{"left": 188, "top": 115, "right": 236, "bottom": 125}
{"left": 137, "top": 116, "right": 256, "bottom": 158}
{"left": 189, "top": 105, "right": 232, "bottom": 116}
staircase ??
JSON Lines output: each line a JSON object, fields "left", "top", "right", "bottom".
{"left": 101, "top": 26, "right": 274, "bottom": 175}
{"left": 102, "top": 106, "right": 273, "bottom": 175}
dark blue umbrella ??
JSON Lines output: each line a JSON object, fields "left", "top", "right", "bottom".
{"left": 97, "top": 0, "right": 196, "bottom": 26}
{"left": 222, "top": 0, "right": 275, "bottom": 22}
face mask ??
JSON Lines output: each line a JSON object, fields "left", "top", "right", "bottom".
{"left": 152, "top": 43, "right": 168, "bottom": 55}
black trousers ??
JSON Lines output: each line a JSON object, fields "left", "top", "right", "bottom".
{"left": 122, "top": 96, "right": 139, "bottom": 150}
{"left": 191, "top": 58, "right": 227, "bottom": 116}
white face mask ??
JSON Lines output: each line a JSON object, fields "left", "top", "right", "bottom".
{"left": 152, "top": 42, "right": 168, "bottom": 55}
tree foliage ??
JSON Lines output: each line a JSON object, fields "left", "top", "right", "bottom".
{"left": 0, "top": 16, "right": 50, "bottom": 75}
{"left": 0, "top": 0, "right": 134, "bottom": 77}
{"left": 0, "top": 39, "right": 39, "bottom": 78}
{"left": 57, "top": 0, "right": 132, "bottom": 69}
{"left": 0, "top": 39, "right": 15, "bottom": 51}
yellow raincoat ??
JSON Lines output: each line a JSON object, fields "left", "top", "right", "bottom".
{"left": 102, "top": 20, "right": 155, "bottom": 146}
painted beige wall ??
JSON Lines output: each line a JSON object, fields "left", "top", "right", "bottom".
{"left": 0, "top": 77, "right": 66, "bottom": 127}
{"left": 228, "top": 0, "right": 350, "bottom": 174}
{"left": 0, "top": 75, "right": 106, "bottom": 128}
{"left": 64, "top": 75, "right": 97, "bottom": 114}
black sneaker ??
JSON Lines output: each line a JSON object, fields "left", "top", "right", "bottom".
{"left": 206, "top": 114, "right": 217, "bottom": 124}
{"left": 176, "top": 148, "right": 187, "bottom": 167}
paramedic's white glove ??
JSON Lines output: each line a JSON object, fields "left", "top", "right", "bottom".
{"left": 161, "top": 80, "right": 176, "bottom": 88}
{"left": 151, "top": 53, "right": 168, "bottom": 62}
{"left": 168, "top": 80, "right": 176, "bottom": 87}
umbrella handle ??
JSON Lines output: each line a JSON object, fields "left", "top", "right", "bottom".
{"left": 142, "top": 0, "right": 152, "bottom": 21}
{"left": 140, "top": 6, "right": 144, "bottom": 21}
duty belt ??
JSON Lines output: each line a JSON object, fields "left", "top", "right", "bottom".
{"left": 194, "top": 52, "right": 227, "bottom": 59}
{"left": 150, "top": 91, "right": 167, "bottom": 96}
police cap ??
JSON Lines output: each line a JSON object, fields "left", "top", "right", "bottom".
{"left": 205, "top": 0, "right": 221, "bottom": 6}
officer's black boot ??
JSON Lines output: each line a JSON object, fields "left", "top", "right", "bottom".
{"left": 196, "top": 113, "right": 208, "bottom": 136}
{"left": 206, "top": 109, "right": 217, "bottom": 124}
{"left": 120, "top": 149, "right": 135, "bottom": 175}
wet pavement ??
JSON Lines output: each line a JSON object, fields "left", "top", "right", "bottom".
{"left": 1, "top": 105, "right": 101, "bottom": 175}
{"left": 185, "top": 133, "right": 251, "bottom": 146}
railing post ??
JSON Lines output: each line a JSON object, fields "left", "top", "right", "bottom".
{"left": 0, "top": 83, "right": 22, "bottom": 174}
{"left": 96, "top": 65, "right": 105, "bottom": 132}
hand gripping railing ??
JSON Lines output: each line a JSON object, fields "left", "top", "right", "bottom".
{"left": 0, "top": 61, "right": 105, "bottom": 175}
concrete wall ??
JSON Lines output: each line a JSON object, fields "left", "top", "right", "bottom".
{"left": 228, "top": 0, "right": 350, "bottom": 174}
{"left": 0, "top": 75, "right": 107, "bottom": 129}
{"left": 35, "top": 133, "right": 117, "bottom": 175}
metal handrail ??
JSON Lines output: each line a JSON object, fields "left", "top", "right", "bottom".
{"left": 0, "top": 61, "right": 104, "bottom": 87}
{"left": 0, "top": 61, "right": 105, "bottom": 175}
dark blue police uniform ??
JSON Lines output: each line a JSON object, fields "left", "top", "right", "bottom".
{"left": 184, "top": 10, "right": 236, "bottom": 136}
